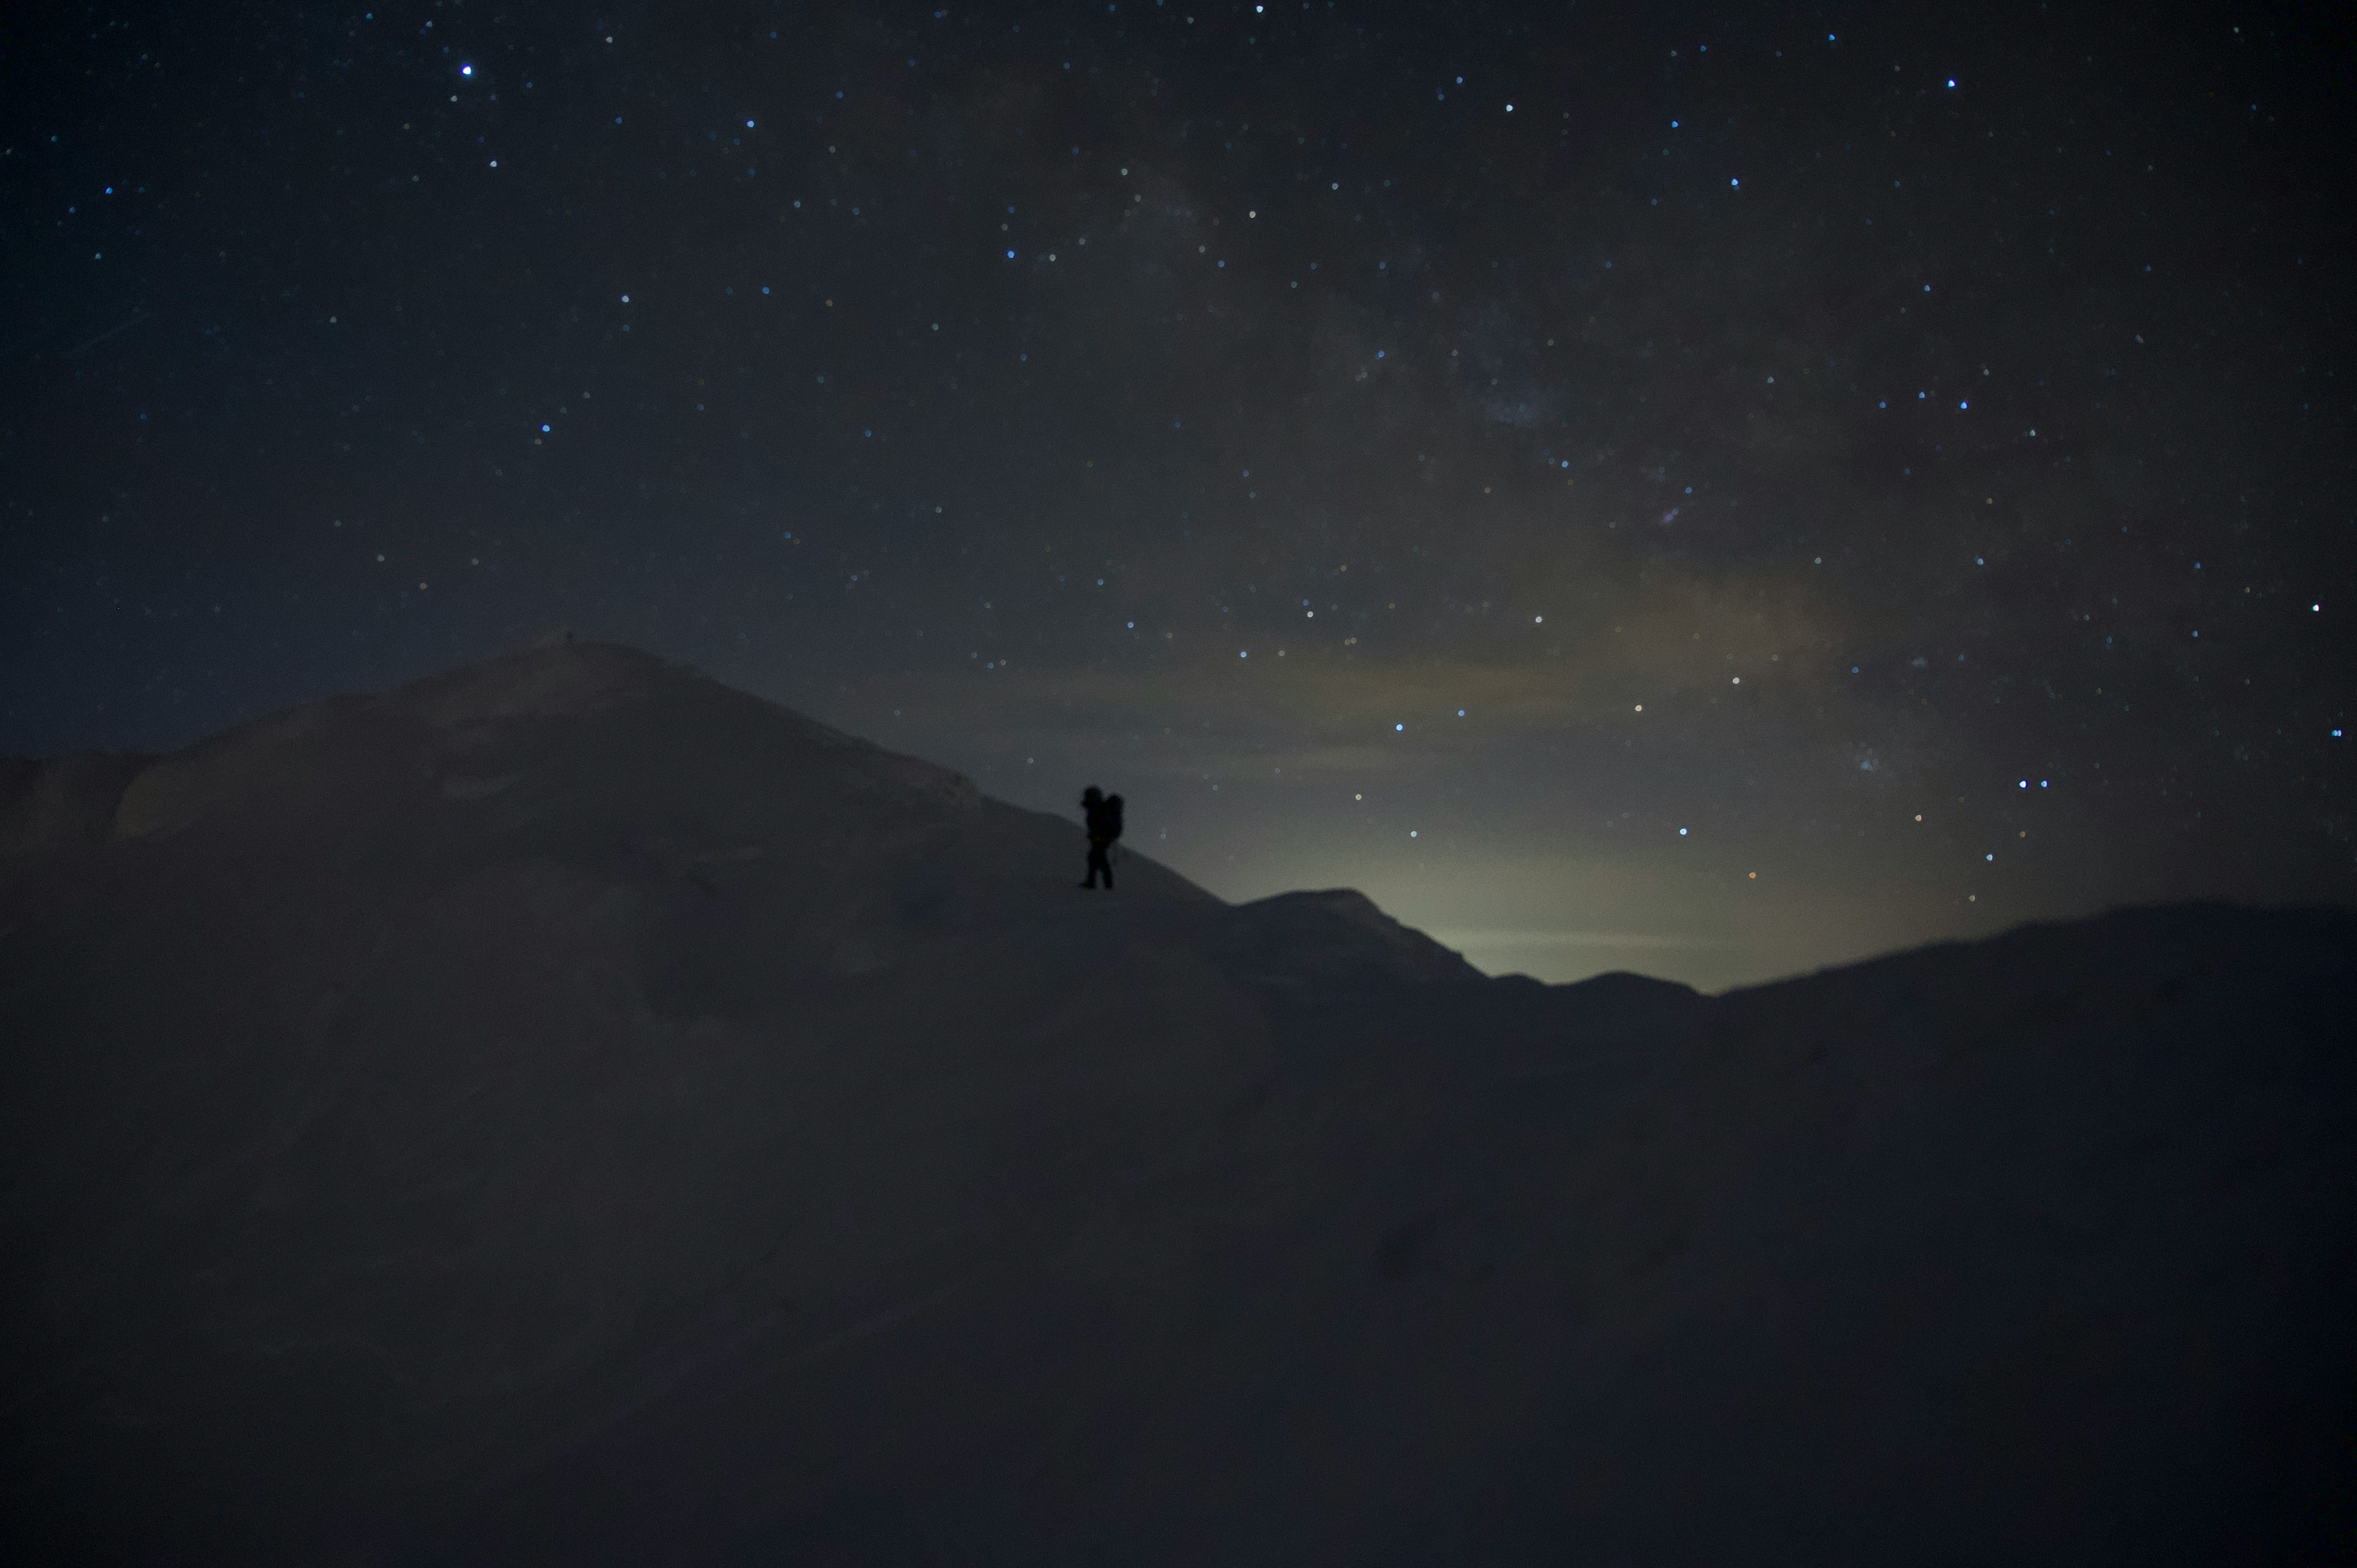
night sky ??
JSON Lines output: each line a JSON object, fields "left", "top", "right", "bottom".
{"left": 6, "top": 0, "right": 2351, "bottom": 988}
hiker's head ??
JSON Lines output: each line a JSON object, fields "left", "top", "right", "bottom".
{"left": 1082, "top": 786, "right": 1104, "bottom": 805}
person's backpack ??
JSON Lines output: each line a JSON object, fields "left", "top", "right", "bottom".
{"left": 1105, "top": 794, "right": 1124, "bottom": 841}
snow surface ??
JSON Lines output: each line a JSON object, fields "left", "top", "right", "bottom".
{"left": 1, "top": 642, "right": 2350, "bottom": 1562}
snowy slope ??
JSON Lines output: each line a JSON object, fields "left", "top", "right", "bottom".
{"left": 1, "top": 642, "right": 2348, "bottom": 1564}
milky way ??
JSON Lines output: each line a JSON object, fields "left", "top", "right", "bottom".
{"left": 4, "top": 0, "right": 2350, "bottom": 985}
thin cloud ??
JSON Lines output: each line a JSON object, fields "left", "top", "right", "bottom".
{"left": 1428, "top": 928, "right": 1744, "bottom": 951}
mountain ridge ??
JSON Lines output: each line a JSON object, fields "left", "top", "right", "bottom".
{"left": 1, "top": 642, "right": 2349, "bottom": 1562}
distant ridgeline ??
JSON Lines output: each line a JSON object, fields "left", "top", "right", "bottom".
{"left": 2, "top": 642, "right": 2351, "bottom": 1562}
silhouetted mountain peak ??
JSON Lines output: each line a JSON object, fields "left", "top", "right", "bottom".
{"left": 1222, "top": 887, "right": 1486, "bottom": 986}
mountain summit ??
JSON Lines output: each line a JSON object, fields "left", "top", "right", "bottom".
{"left": 2, "top": 643, "right": 2350, "bottom": 1562}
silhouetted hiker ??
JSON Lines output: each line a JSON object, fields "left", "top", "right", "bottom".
{"left": 1080, "top": 786, "right": 1124, "bottom": 889}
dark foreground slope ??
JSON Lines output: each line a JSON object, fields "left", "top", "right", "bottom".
{"left": 1, "top": 643, "right": 2350, "bottom": 1564}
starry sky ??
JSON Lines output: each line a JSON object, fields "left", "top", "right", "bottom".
{"left": 6, "top": 0, "right": 2351, "bottom": 989}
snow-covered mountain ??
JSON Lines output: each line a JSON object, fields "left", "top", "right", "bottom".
{"left": 2, "top": 642, "right": 2349, "bottom": 1562}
